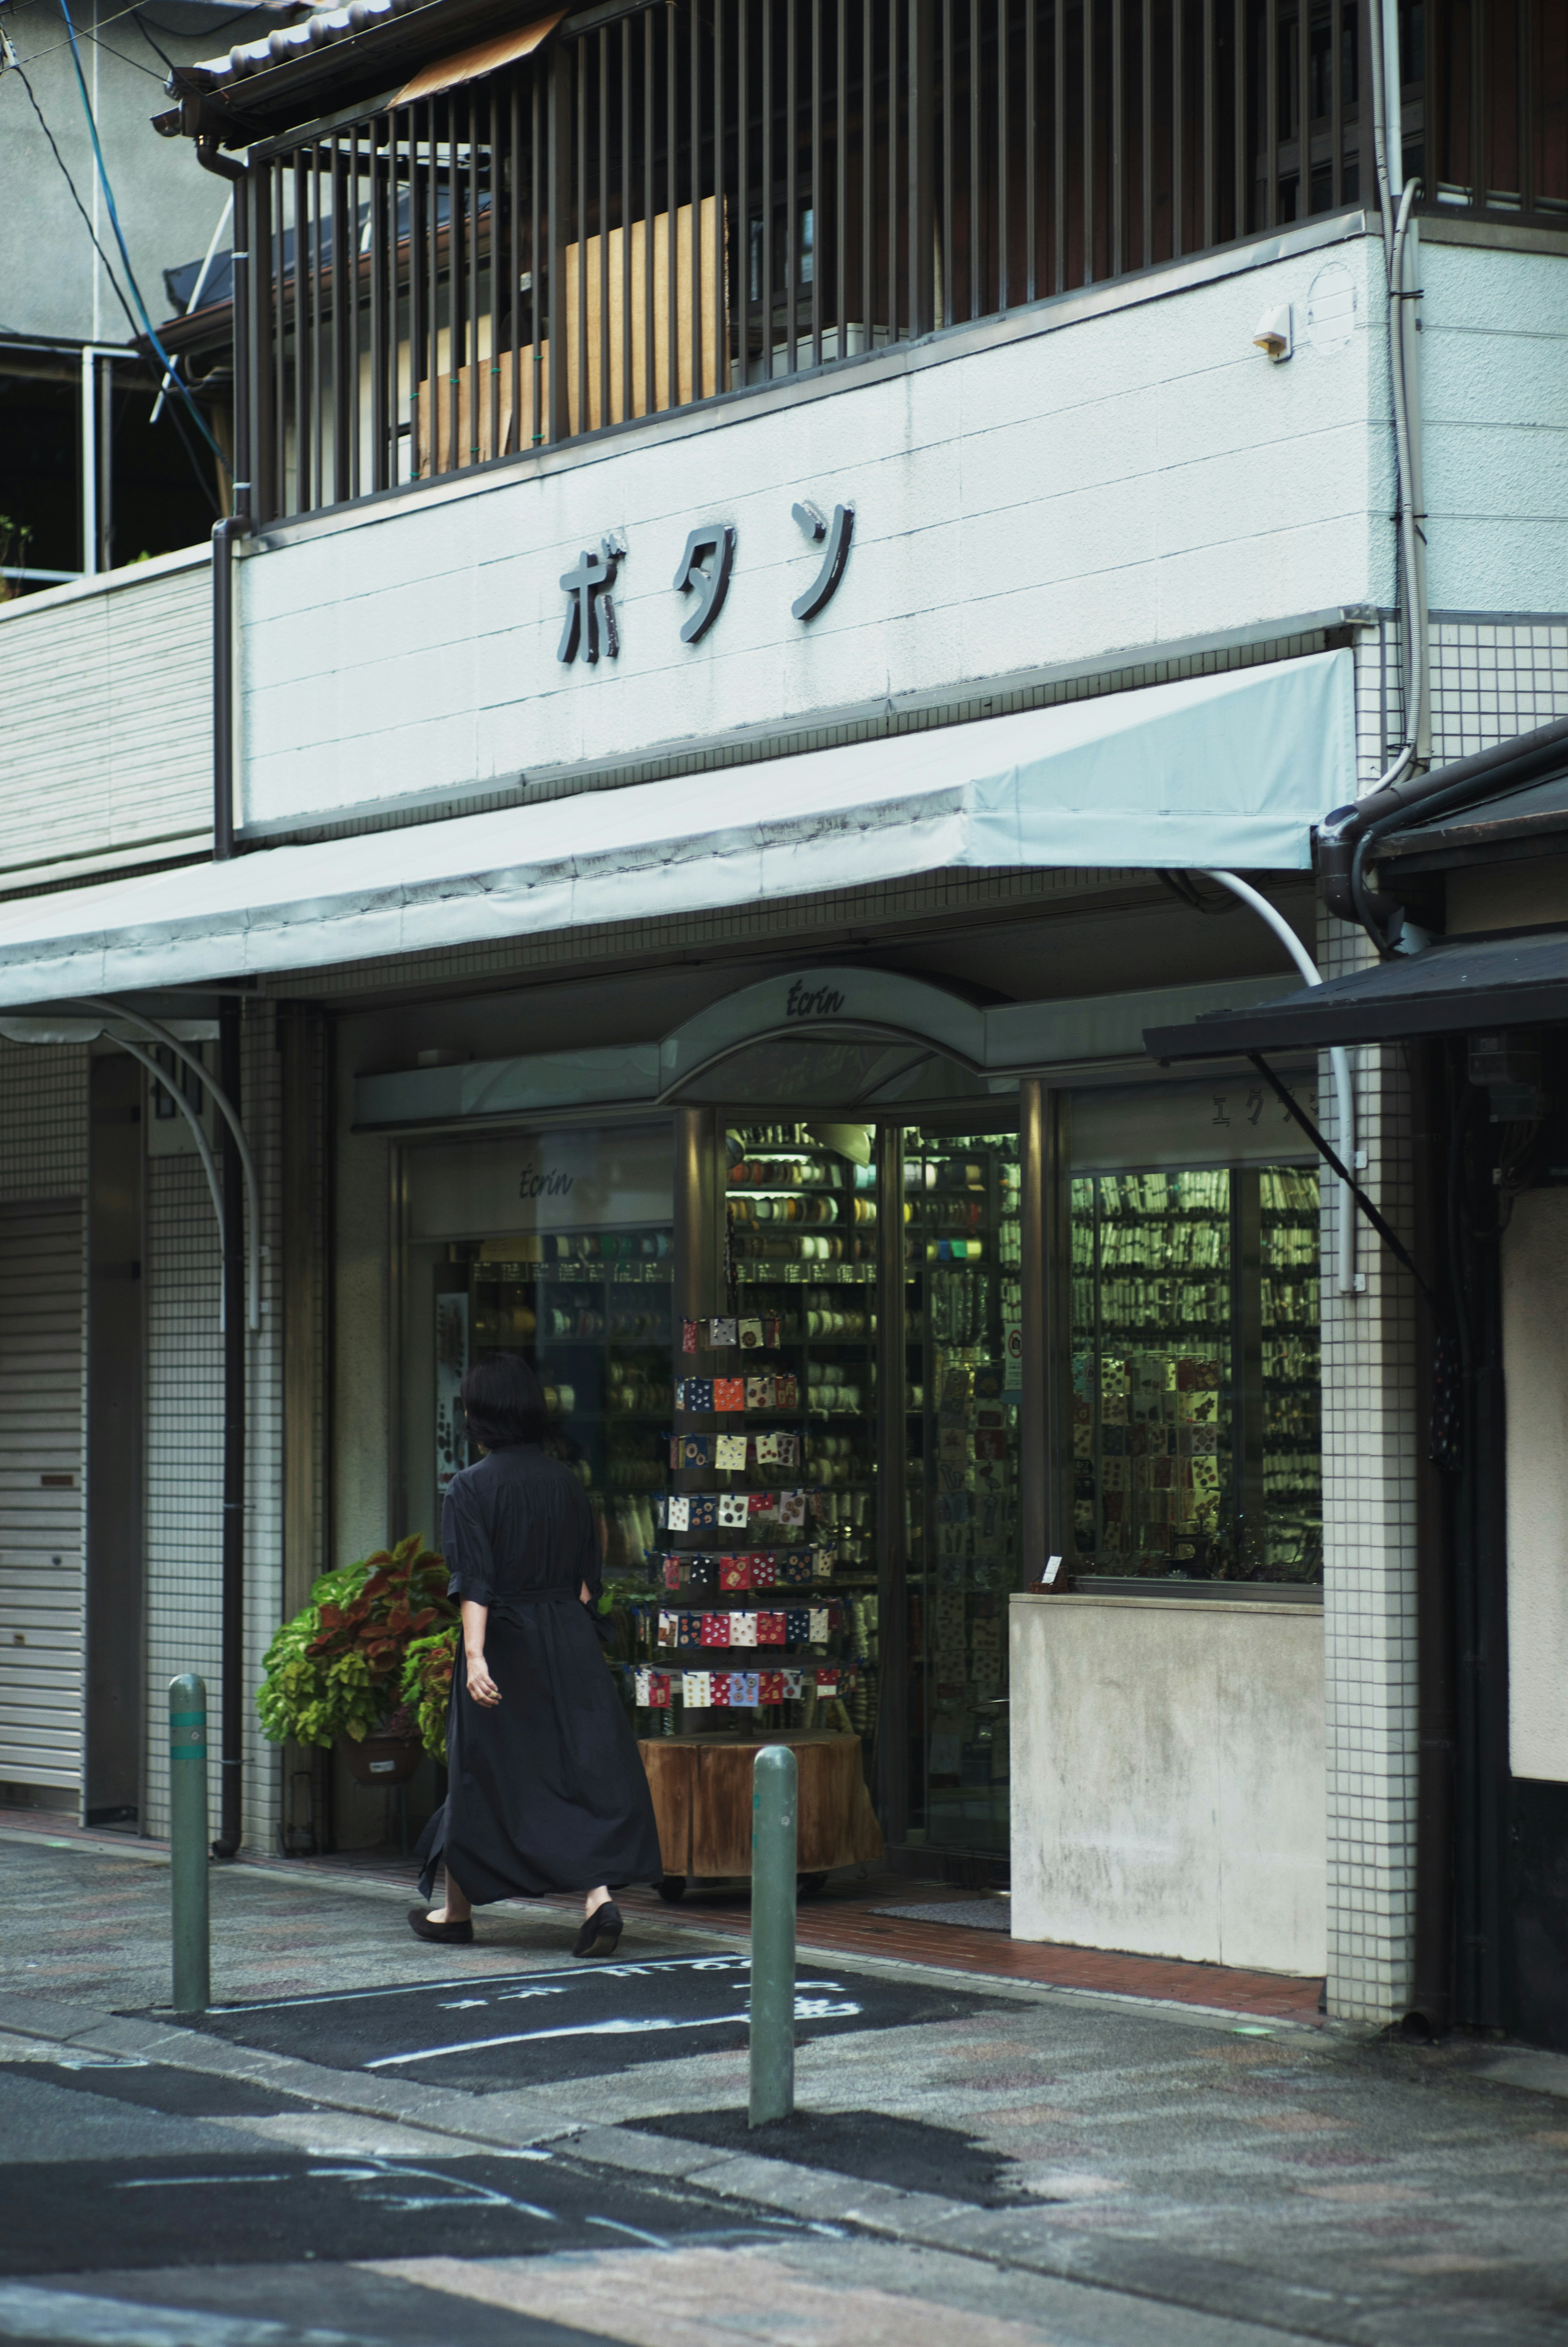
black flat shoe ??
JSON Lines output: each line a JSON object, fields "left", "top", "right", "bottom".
{"left": 408, "top": 1905, "right": 474, "bottom": 1944}
{"left": 572, "top": 1900, "right": 622, "bottom": 1959}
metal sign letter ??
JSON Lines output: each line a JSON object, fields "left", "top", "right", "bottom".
{"left": 673, "top": 524, "right": 736, "bottom": 645}
{"left": 558, "top": 539, "right": 623, "bottom": 665}
{"left": 791, "top": 499, "right": 854, "bottom": 621}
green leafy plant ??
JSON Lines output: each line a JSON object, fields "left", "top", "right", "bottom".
{"left": 400, "top": 1621, "right": 461, "bottom": 1760}
{"left": 257, "top": 1534, "right": 454, "bottom": 1750}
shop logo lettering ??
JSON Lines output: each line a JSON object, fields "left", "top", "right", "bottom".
{"left": 519, "top": 1163, "right": 576, "bottom": 1198}
{"left": 786, "top": 980, "right": 846, "bottom": 1019}
{"left": 557, "top": 495, "right": 854, "bottom": 669}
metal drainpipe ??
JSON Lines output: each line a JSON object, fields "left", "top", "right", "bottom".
{"left": 213, "top": 1000, "right": 247, "bottom": 1858}
{"left": 195, "top": 142, "right": 251, "bottom": 1854}
{"left": 198, "top": 142, "right": 249, "bottom": 863}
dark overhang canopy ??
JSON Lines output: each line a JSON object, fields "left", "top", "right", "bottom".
{"left": 1143, "top": 926, "right": 1568, "bottom": 1061}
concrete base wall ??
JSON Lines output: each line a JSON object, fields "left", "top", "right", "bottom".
{"left": 1009, "top": 1592, "right": 1327, "bottom": 1977}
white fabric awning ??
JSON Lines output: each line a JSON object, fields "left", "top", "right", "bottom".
{"left": 0, "top": 650, "right": 1350, "bottom": 1006}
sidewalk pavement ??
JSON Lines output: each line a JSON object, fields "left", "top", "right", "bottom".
{"left": 5, "top": 1825, "right": 1568, "bottom": 2347}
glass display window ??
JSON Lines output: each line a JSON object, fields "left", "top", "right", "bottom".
{"left": 901, "top": 1122, "right": 1022, "bottom": 1857}
{"left": 1069, "top": 1161, "right": 1322, "bottom": 1588}
{"left": 402, "top": 1123, "right": 675, "bottom": 1577}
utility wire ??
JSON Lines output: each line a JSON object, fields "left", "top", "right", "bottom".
{"left": 2, "top": 54, "right": 221, "bottom": 517}
{"left": 12, "top": 0, "right": 257, "bottom": 70}
{"left": 54, "top": 0, "right": 227, "bottom": 471}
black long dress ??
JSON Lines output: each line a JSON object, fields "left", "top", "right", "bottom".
{"left": 414, "top": 1443, "right": 663, "bottom": 1904}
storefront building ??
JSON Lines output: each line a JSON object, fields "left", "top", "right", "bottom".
{"left": 0, "top": 0, "right": 1562, "bottom": 2033}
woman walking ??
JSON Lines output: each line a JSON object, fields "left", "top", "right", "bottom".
{"left": 410, "top": 1351, "right": 663, "bottom": 1956}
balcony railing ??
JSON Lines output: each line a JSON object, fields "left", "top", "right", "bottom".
{"left": 234, "top": 0, "right": 1563, "bottom": 524}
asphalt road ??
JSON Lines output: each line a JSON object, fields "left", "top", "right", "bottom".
{"left": 158, "top": 1953, "right": 1009, "bottom": 2090}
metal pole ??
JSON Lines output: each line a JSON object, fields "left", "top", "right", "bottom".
{"left": 80, "top": 348, "right": 97, "bottom": 578}
{"left": 168, "top": 1674, "right": 211, "bottom": 2013}
{"left": 749, "top": 1743, "right": 797, "bottom": 2127}
{"left": 212, "top": 1003, "right": 246, "bottom": 1858}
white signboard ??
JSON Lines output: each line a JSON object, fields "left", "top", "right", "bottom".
{"left": 407, "top": 1123, "right": 673, "bottom": 1243}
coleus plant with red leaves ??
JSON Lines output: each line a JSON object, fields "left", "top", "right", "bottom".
{"left": 257, "top": 1533, "right": 456, "bottom": 1750}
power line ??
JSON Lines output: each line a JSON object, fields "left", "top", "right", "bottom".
{"left": 55, "top": 0, "right": 227, "bottom": 469}
{"left": 14, "top": 0, "right": 260, "bottom": 70}
{"left": 1, "top": 54, "right": 221, "bottom": 517}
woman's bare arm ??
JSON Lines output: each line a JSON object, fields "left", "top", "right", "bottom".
{"left": 460, "top": 1599, "right": 501, "bottom": 1707}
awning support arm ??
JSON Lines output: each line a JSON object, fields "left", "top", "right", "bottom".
{"left": 108, "top": 1034, "right": 229, "bottom": 1325}
{"left": 76, "top": 996, "right": 260, "bottom": 1332}
{"left": 1198, "top": 871, "right": 1359, "bottom": 1297}
{"left": 1246, "top": 1051, "right": 1445, "bottom": 1325}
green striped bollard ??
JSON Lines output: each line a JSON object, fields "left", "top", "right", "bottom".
{"left": 749, "top": 1743, "right": 797, "bottom": 2127}
{"left": 168, "top": 1675, "right": 211, "bottom": 2014}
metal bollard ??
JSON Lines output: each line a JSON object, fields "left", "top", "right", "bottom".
{"left": 749, "top": 1743, "right": 797, "bottom": 2127}
{"left": 168, "top": 1675, "right": 211, "bottom": 2014}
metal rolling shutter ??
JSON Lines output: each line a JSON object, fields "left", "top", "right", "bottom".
{"left": 0, "top": 1201, "right": 86, "bottom": 1797}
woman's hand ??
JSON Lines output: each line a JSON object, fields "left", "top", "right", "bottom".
{"left": 466, "top": 1650, "right": 501, "bottom": 1708}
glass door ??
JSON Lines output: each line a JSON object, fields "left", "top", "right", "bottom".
{"left": 900, "top": 1121, "right": 1022, "bottom": 1859}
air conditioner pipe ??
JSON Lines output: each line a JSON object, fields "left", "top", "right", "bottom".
{"left": 1198, "top": 872, "right": 1358, "bottom": 1298}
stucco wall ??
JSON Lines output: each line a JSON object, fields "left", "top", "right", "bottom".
{"left": 1503, "top": 1187, "right": 1568, "bottom": 1785}
{"left": 238, "top": 224, "right": 1382, "bottom": 832}
{"left": 1010, "top": 1592, "right": 1327, "bottom": 1976}
{"left": 1420, "top": 237, "right": 1568, "bottom": 619}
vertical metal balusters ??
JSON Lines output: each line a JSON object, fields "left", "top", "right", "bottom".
{"left": 911, "top": 0, "right": 934, "bottom": 330}
{"left": 623, "top": 22, "right": 634, "bottom": 423}
{"left": 1329, "top": 0, "right": 1343, "bottom": 209}
{"left": 1265, "top": 0, "right": 1278, "bottom": 224}
{"left": 335, "top": 138, "right": 353, "bottom": 503}
{"left": 1054, "top": 0, "right": 1066, "bottom": 285}
{"left": 786, "top": 0, "right": 798, "bottom": 367}
{"left": 487, "top": 84, "right": 500, "bottom": 462}
{"left": 1231, "top": 0, "right": 1245, "bottom": 235}
{"left": 999, "top": 0, "right": 1011, "bottom": 311}
{"left": 532, "top": 72, "right": 545, "bottom": 444}
{"left": 600, "top": 29, "right": 612, "bottom": 427}
{"left": 691, "top": 0, "right": 704, "bottom": 400}
{"left": 667, "top": 9, "right": 679, "bottom": 403}
{"left": 811, "top": 0, "right": 823, "bottom": 366}
{"left": 511, "top": 74, "right": 524, "bottom": 452}
{"left": 1025, "top": 0, "right": 1036, "bottom": 300}
{"left": 369, "top": 121, "right": 387, "bottom": 490}
{"left": 1297, "top": 0, "right": 1310, "bottom": 219}
{"left": 1172, "top": 0, "right": 1184, "bottom": 252}
{"left": 1083, "top": 0, "right": 1095, "bottom": 281}
{"left": 310, "top": 145, "right": 324, "bottom": 508}
{"left": 427, "top": 101, "right": 442, "bottom": 469}
{"left": 969, "top": 0, "right": 980, "bottom": 315}
{"left": 886, "top": 0, "right": 898, "bottom": 334}
{"left": 739, "top": 0, "right": 752, "bottom": 386}
{"left": 1111, "top": 0, "right": 1123, "bottom": 279}
{"left": 836, "top": 0, "right": 847, "bottom": 357}
{"left": 762, "top": 0, "right": 775, "bottom": 373}
{"left": 576, "top": 40, "right": 588, "bottom": 431}
{"left": 941, "top": 0, "right": 953, "bottom": 322}
{"left": 714, "top": 0, "right": 726, "bottom": 392}
{"left": 644, "top": 6, "right": 656, "bottom": 410}
{"left": 1201, "top": 0, "right": 1214, "bottom": 245}
{"left": 861, "top": 0, "right": 872, "bottom": 341}
{"left": 1141, "top": 0, "right": 1153, "bottom": 260}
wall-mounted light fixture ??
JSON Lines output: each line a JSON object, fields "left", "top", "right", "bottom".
{"left": 1252, "top": 304, "right": 1294, "bottom": 362}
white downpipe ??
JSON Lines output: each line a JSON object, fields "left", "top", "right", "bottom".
{"left": 1370, "top": 0, "right": 1430, "bottom": 786}
{"left": 1199, "top": 871, "right": 1359, "bottom": 1299}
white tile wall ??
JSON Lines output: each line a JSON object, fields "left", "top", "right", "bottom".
{"left": 1321, "top": 610, "right": 1568, "bottom": 2022}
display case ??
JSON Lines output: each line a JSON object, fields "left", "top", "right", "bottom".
{"left": 902, "top": 1124, "right": 1022, "bottom": 1857}
{"left": 626, "top": 1120, "right": 879, "bottom": 1753}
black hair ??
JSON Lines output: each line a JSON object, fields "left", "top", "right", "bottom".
{"left": 461, "top": 1351, "right": 547, "bottom": 1450}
